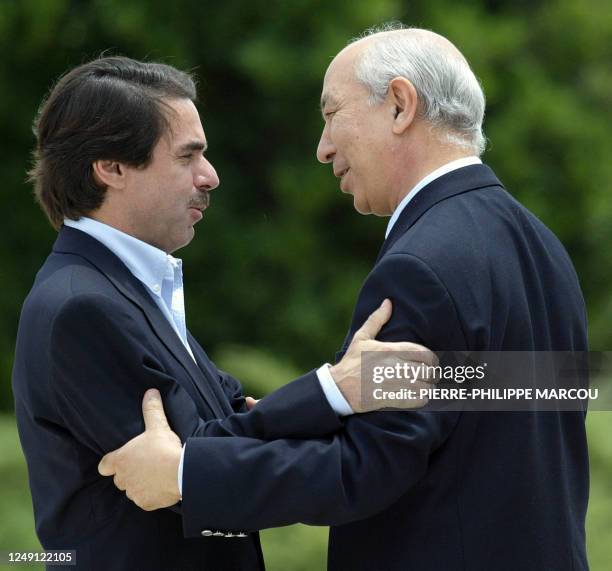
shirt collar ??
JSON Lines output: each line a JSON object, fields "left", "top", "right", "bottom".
{"left": 385, "top": 156, "right": 482, "bottom": 239}
{"left": 63, "top": 217, "right": 181, "bottom": 297}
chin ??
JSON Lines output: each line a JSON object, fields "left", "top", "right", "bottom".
{"left": 353, "top": 196, "right": 372, "bottom": 216}
{"left": 167, "top": 230, "right": 195, "bottom": 254}
{"left": 182, "top": 229, "right": 196, "bottom": 248}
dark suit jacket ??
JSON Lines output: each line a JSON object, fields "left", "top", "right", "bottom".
{"left": 12, "top": 227, "right": 343, "bottom": 571}
{"left": 181, "top": 164, "right": 589, "bottom": 571}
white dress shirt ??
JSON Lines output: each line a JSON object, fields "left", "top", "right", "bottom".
{"left": 385, "top": 156, "right": 482, "bottom": 239}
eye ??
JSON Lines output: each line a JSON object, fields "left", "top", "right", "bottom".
{"left": 178, "top": 153, "right": 195, "bottom": 163}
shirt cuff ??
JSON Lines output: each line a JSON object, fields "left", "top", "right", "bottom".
{"left": 316, "top": 363, "right": 354, "bottom": 416}
{"left": 178, "top": 443, "right": 186, "bottom": 498}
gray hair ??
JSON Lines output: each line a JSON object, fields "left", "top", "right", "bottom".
{"left": 351, "top": 23, "right": 486, "bottom": 155}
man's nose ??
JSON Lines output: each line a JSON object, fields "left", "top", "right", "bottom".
{"left": 195, "top": 157, "right": 220, "bottom": 191}
{"left": 316, "top": 125, "right": 335, "bottom": 164}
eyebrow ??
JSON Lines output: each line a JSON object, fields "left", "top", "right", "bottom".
{"left": 176, "top": 140, "right": 208, "bottom": 154}
{"left": 320, "top": 93, "right": 338, "bottom": 113}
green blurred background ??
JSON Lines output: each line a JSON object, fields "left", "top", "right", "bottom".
{"left": 1, "top": 0, "right": 611, "bottom": 569}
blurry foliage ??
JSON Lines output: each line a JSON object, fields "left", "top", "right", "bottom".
{"left": 1, "top": 0, "right": 611, "bottom": 566}
{"left": 214, "top": 344, "right": 302, "bottom": 397}
{"left": 586, "top": 412, "right": 612, "bottom": 571}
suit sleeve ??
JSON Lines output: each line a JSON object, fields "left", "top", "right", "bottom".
{"left": 49, "top": 294, "right": 205, "bottom": 454}
{"left": 187, "top": 335, "right": 344, "bottom": 438}
{"left": 49, "top": 294, "right": 342, "bottom": 457}
{"left": 191, "top": 369, "right": 344, "bottom": 440}
{"left": 217, "top": 370, "right": 248, "bottom": 413}
{"left": 181, "top": 253, "right": 467, "bottom": 535}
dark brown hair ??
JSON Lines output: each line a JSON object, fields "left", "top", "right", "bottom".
{"left": 29, "top": 56, "right": 197, "bottom": 229}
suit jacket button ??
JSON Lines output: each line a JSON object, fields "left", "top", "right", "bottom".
{"left": 201, "top": 530, "right": 213, "bottom": 537}
{"left": 213, "top": 531, "right": 224, "bottom": 537}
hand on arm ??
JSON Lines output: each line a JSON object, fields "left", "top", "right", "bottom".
{"left": 329, "top": 299, "right": 438, "bottom": 412}
{"left": 98, "top": 389, "right": 182, "bottom": 511}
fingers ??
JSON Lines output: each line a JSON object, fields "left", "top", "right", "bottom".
{"left": 98, "top": 451, "right": 117, "bottom": 477}
{"left": 245, "top": 397, "right": 259, "bottom": 410}
{"left": 353, "top": 299, "right": 392, "bottom": 341}
{"left": 359, "top": 388, "right": 430, "bottom": 412}
{"left": 388, "top": 360, "right": 440, "bottom": 385}
{"left": 142, "top": 389, "right": 170, "bottom": 432}
{"left": 390, "top": 343, "right": 439, "bottom": 367}
{"left": 367, "top": 341, "right": 439, "bottom": 367}
{"left": 113, "top": 474, "right": 125, "bottom": 491}
{"left": 400, "top": 397, "right": 429, "bottom": 409}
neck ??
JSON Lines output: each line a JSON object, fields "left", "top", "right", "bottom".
{"left": 89, "top": 210, "right": 131, "bottom": 236}
{"left": 88, "top": 208, "right": 166, "bottom": 252}
{"left": 389, "top": 147, "right": 476, "bottom": 212}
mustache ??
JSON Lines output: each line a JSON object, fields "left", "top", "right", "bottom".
{"left": 189, "top": 191, "right": 210, "bottom": 210}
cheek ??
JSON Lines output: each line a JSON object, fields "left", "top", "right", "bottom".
{"left": 329, "top": 119, "right": 354, "bottom": 148}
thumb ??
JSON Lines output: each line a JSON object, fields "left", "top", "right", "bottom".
{"left": 142, "top": 389, "right": 170, "bottom": 432}
{"left": 98, "top": 450, "right": 117, "bottom": 477}
{"left": 354, "top": 299, "right": 392, "bottom": 341}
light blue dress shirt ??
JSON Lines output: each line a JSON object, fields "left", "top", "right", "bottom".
{"left": 64, "top": 217, "right": 195, "bottom": 361}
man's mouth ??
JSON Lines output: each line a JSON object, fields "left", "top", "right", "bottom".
{"left": 334, "top": 167, "right": 350, "bottom": 179}
{"left": 189, "top": 192, "right": 210, "bottom": 212}
{"left": 334, "top": 168, "right": 350, "bottom": 191}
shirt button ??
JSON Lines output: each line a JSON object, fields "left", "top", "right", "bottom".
{"left": 153, "top": 284, "right": 161, "bottom": 293}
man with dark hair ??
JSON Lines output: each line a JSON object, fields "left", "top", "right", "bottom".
{"left": 12, "top": 56, "right": 434, "bottom": 570}
{"left": 29, "top": 57, "right": 197, "bottom": 229}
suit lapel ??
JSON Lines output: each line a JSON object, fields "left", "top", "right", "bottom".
{"left": 187, "top": 333, "right": 235, "bottom": 416}
{"left": 53, "top": 227, "right": 226, "bottom": 418}
{"left": 376, "top": 163, "right": 504, "bottom": 263}
{"left": 336, "top": 164, "right": 505, "bottom": 361}
{"left": 132, "top": 291, "right": 227, "bottom": 419}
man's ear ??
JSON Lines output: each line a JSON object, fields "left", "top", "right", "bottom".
{"left": 92, "top": 160, "right": 126, "bottom": 190}
{"left": 388, "top": 77, "right": 418, "bottom": 135}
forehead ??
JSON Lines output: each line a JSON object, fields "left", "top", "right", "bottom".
{"left": 164, "top": 98, "right": 206, "bottom": 145}
{"left": 320, "top": 45, "right": 366, "bottom": 108}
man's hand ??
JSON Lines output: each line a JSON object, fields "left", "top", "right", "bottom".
{"left": 330, "top": 299, "right": 439, "bottom": 412}
{"left": 245, "top": 397, "right": 259, "bottom": 410}
{"left": 98, "top": 389, "right": 182, "bottom": 511}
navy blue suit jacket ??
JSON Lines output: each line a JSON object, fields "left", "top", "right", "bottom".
{"left": 181, "top": 164, "right": 589, "bottom": 570}
{"left": 12, "top": 227, "right": 343, "bottom": 570}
